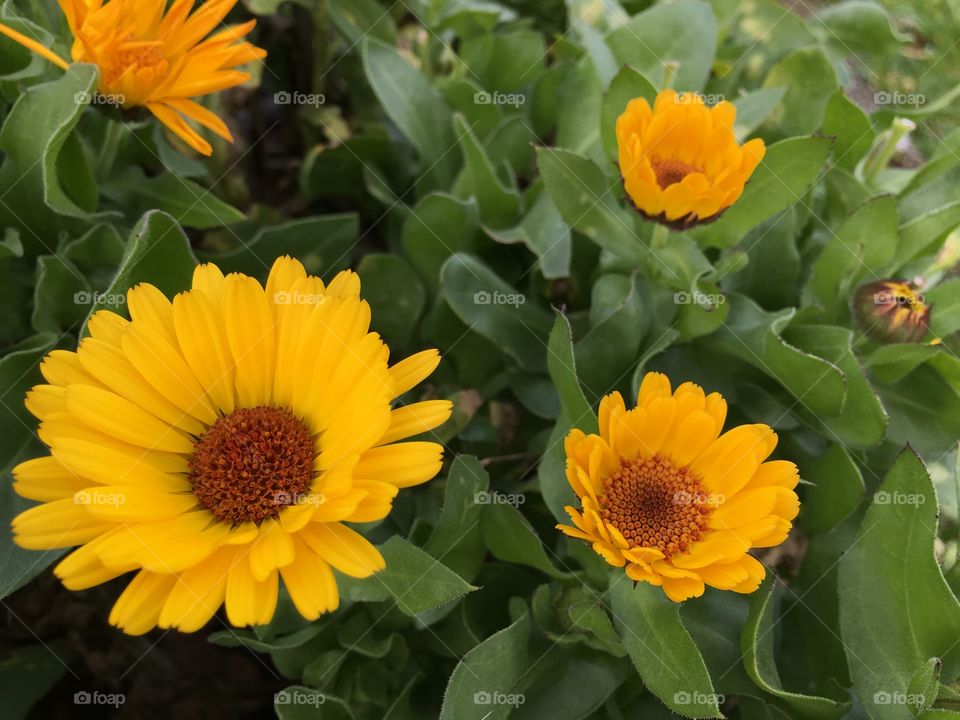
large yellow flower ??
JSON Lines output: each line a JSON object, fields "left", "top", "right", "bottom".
{"left": 557, "top": 373, "right": 799, "bottom": 602}
{"left": 11, "top": 257, "right": 451, "bottom": 634}
{"left": 0, "top": 0, "right": 265, "bottom": 156}
{"left": 617, "top": 90, "right": 766, "bottom": 228}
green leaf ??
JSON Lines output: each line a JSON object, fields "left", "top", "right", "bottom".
{"left": 536, "top": 146, "right": 645, "bottom": 264}
{"left": 822, "top": 90, "right": 874, "bottom": 171}
{"left": 362, "top": 38, "right": 456, "bottom": 190}
{"left": 402, "top": 193, "right": 479, "bottom": 294}
{"left": 423, "top": 456, "right": 489, "bottom": 582}
{"left": 711, "top": 295, "right": 846, "bottom": 417}
{"left": 605, "top": 0, "right": 717, "bottom": 91}
{"left": 733, "top": 87, "right": 787, "bottom": 141}
{"left": 540, "top": 313, "right": 598, "bottom": 521}
{"left": 343, "top": 536, "right": 476, "bottom": 616}
{"left": 785, "top": 325, "right": 888, "bottom": 447}
{"left": 439, "top": 609, "right": 531, "bottom": 720}
{"left": 357, "top": 254, "right": 426, "bottom": 348}
{"left": 600, "top": 66, "right": 657, "bottom": 160}
{"left": 907, "top": 658, "right": 940, "bottom": 717}
{"left": 197, "top": 214, "right": 358, "bottom": 278}
{"left": 897, "top": 202, "right": 960, "bottom": 268}
{"left": 481, "top": 502, "right": 568, "bottom": 578}
{"left": 799, "top": 444, "right": 865, "bottom": 534}
{"left": 694, "top": 137, "right": 832, "bottom": 248}
{"left": 439, "top": 252, "right": 553, "bottom": 372}
{"left": 804, "top": 195, "right": 899, "bottom": 319}
{"left": 866, "top": 344, "right": 942, "bottom": 384}
{"left": 742, "top": 576, "right": 850, "bottom": 719}
{"left": 0, "top": 644, "right": 68, "bottom": 720}
{"left": 609, "top": 575, "right": 721, "bottom": 718}
{"left": 328, "top": 0, "right": 396, "bottom": 44}
{"left": 548, "top": 313, "right": 599, "bottom": 432}
{"left": 681, "top": 590, "right": 757, "bottom": 696}
{"left": 102, "top": 168, "right": 245, "bottom": 229}
{"left": 86, "top": 210, "right": 197, "bottom": 326}
{"left": 460, "top": 29, "right": 546, "bottom": 92}
{"left": 878, "top": 366, "right": 960, "bottom": 456}
{"left": 839, "top": 449, "right": 960, "bottom": 720}
{"left": 926, "top": 279, "right": 960, "bottom": 338}
{"left": 575, "top": 272, "right": 650, "bottom": 399}
{"left": 486, "top": 189, "right": 571, "bottom": 279}
{"left": 452, "top": 113, "right": 521, "bottom": 228}
{"left": 761, "top": 47, "right": 838, "bottom": 137}
{"left": 0, "top": 332, "right": 62, "bottom": 600}
{"left": 0, "top": 63, "right": 101, "bottom": 242}
{"left": 812, "top": 0, "right": 907, "bottom": 54}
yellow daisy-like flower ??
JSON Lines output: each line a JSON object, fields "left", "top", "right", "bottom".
{"left": 557, "top": 372, "right": 799, "bottom": 602}
{"left": 0, "top": 0, "right": 265, "bottom": 156}
{"left": 616, "top": 90, "right": 766, "bottom": 228}
{"left": 11, "top": 257, "right": 452, "bottom": 634}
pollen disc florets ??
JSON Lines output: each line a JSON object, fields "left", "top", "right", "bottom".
{"left": 188, "top": 406, "right": 316, "bottom": 526}
{"left": 600, "top": 455, "right": 712, "bottom": 558}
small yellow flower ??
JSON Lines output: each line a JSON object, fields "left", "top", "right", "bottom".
{"left": 11, "top": 257, "right": 452, "bottom": 634}
{"left": 616, "top": 90, "right": 766, "bottom": 228}
{"left": 557, "top": 373, "right": 799, "bottom": 602}
{"left": 0, "top": 0, "right": 266, "bottom": 156}
{"left": 854, "top": 279, "right": 931, "bottom": 344}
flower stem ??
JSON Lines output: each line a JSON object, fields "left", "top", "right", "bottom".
{"left": 651, "top": 223, "right": 670, "bottom": 250}
{"left": 861, "top": 117, "right": 916, "bottom": 186}
{"left": 0, "top": 22, "right": 69, "bottom": 70}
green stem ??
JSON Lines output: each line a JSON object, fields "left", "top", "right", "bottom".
{"left": 651, "top": 223, "right": 670, "bottom": 250}
{"left": 97, "top": 118, "right": 124, "bottom": 181}
{"left": 862, "top": 117, "right": 916, "bottom": 186}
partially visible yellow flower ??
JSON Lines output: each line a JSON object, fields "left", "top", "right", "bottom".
{"left": 557, "top": 372, "right": 799, "bottom": 602}
{"left": 616, "top": 90, "right": 766, "bottom": 228}
{"left": 854, "top": 279, "right": 931, "bottom": 344}
{"left": 0, "top": 0, "right": 266, "bottom": 155}
{"left": 11, "top": 257, "right": 452, "bottom": 634}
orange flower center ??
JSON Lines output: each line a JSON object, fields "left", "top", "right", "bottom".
{"left": 600, "top": 456, "right": 712, "bottom": 558}
{"left": 102, "top": 40, "right": 169, "bottom": 87}
{"left": 651, "top": 158, "right": 700, "bottom": 189}
{"left": 188, "top": 406, "right": 316, "bottom": 526}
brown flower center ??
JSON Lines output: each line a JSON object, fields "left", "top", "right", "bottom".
{"left": 600, "top": 455, "right": 713, "bottom": 558}
{"left": 652, "top": 158, "right": 700, "bottom": 189}
{"left": 188, "top": 406, "right": 316, "bottom": 526}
